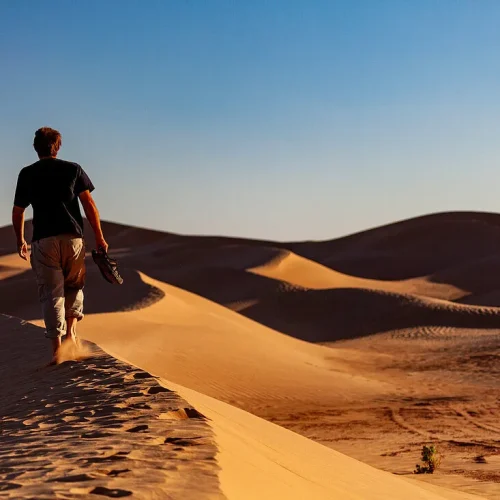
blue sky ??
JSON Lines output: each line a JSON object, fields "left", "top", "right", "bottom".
{"left": 1, "top": 1, "right": 500, "bottom": 240}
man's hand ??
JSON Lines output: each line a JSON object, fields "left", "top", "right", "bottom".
{"left": 17, "top": 240, "right": 28, "bottom": 261}
{"left": 96, "top": 235, "right": 109, "bottom": 253}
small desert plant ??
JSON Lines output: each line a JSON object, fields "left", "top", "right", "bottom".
{"left": 414, "top": 445, "right": 441, "bottom": 474}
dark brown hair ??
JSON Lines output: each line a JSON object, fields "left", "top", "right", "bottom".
{"left": 33, "top": 127, "right": 62, "bottom": 157}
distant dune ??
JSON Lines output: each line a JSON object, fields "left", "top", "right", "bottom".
{"left": 82, "top": 212, "right": 500, "bottom": 341}
{"left": 289, "top": 212, "right": 500, "bottom": 278}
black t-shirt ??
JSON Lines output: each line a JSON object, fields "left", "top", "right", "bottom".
{"left": 14, "top": 158, "right": 95, "bottom": 242}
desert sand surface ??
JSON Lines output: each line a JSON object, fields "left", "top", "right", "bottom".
{"left": 1, "top": 211, "right": 499, "bottom": 498}
{"left": 0, "top": 316, "right": 484, "bottom": 500}
{"left": 0, "top": 314, "right": 221, "bottom": 499}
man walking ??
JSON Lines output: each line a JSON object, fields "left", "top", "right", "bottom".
{"left": 12, "top": 127, "right": 108, "bottom": 364}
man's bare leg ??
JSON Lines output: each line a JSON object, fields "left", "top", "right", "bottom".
{"left": 47, "top": 337, "right": 62, "bottom": 366}
{"left": 65, "top": 316, "right": 78, "bottom": 344}
{"left": 52, "top": 337, "right": 62, "bottom": 354}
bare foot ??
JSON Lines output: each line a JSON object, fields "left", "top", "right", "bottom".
{"left": 43, "top": 337, "right": 62, "bottom": 367}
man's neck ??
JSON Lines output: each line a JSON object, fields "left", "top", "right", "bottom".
{"left": 38, "top": 155, "right": 57, "bottom": 160}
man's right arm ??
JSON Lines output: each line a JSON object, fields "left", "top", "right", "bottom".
{"left": 79, "top": 190, "right": 108, "bottom": 252}
{"left": 13, "top": 170, "right": 30, "bottom": 260}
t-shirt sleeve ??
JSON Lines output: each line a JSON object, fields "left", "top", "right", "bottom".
{"left": 13, "top": 170, "right": 31, "bottom": 208}
{"left": 74, "top": 166, "right": 95, "bottom": 195}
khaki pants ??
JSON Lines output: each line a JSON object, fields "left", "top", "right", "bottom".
{"left": 30, "top": 235, "right": 86, "bottom": 339}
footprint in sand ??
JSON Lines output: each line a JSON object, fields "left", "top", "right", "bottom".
{"left": 96, "top": 469, "right": 131, "bottom": 477}
{"left": 85, "top": 452, "right": 129, "bottom": 464}
{"left": 49, "top": 473, "right": 94, "bottom": 483}
{"left": 145, "top": 386, "right": 170, "bottom": 395}
{"left": 90, "top": 486, "right": 133, "bottom": 498}
{"left": 81, "top": 430, "right": 114, "bottom": 439}
{"left": 123, "top": 371, "right": 155, "bottom": 381}
{"left": 164, "top": 437, "right": 201, "bottom": 447}
{"left": 0, "top": 482, "right": 22, "bottom": 491}
{"left": 126, "top": 424, "right": 148, "bottom": 433}
{"left": 158, "top": 408, "right": 205, "bottom": 421}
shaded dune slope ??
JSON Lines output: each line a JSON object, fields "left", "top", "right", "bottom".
{"left": 236, "top": 288, "right": 500, "bottom": 343}
{"left": 0, "top": 266, "right": 164, "bottom": 321}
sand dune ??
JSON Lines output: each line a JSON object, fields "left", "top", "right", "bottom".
{"left": 79, "top": 273, "right": 390, "bottom": 406}
{"left": 289, "top": 212, "right": 500, "bottom": 279}
{"left": 0, "top": 314, "right": 485, "bottom": 499}
{"left": 1, "top": 211, "right": 500, "bottom": 498}
{"left": 248, "top": 248, "right": 389, "bottom": 289}
{"left": 236, "top": 286, "right": 500, "bottom": 342}
{"left": 168, "top": 381, "right": 486, "bottom": 500}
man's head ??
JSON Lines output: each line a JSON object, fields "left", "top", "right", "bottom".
{"left": 33, "top": 127, "right": 62, "bottom": 158}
